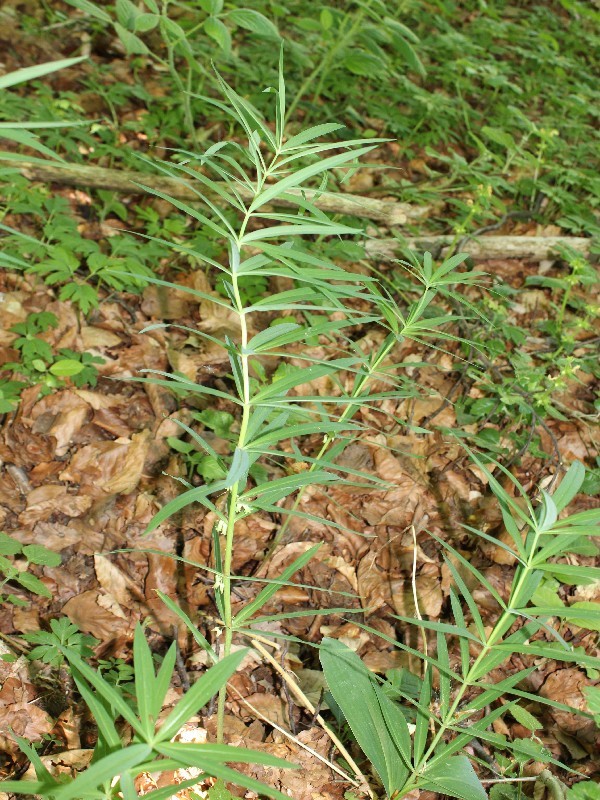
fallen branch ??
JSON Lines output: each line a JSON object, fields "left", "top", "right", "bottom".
{"left": 3, "top": 160, "right": 592, "bottom": 260}
{"left": 1, "top": 159, "right": 431, "bottom": 227}
{"left": 366, "top": 235, "right": 592, "bottom": 261}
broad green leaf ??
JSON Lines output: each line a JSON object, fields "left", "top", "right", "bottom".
{"left": 392, "top": 35, "right": 426, "bottom": 76}
{"left": 508, "top": 703, "right": 543, "bottom": 731}
{"left": 114, "top": 22, "right": 149, "bottom": 54}
{"left": 65, "top": 0, "right": 112, "bottom": 23}
{"left": 583, "top": 685, "right": 600, "bottom": 715}
{"left": 482, "top": 126, "right": 517, "bottom": 150}
{"left": 343, "top": 51, "right": 385, "bottom": 77}
{"left": 227, "top": 9, "right": 278, "bottom": 38}
{"left": 0, "top": 533, "right": 23, "bottom": 556}
{"left": 133, "top": 12, "right": 159, "bottom": 32}
{"left": 421, "top": 755, "right": 487, "bottom": 800}
{"left": 320, "top": 638, "right": 410, "bottom": 796}
{"left": 16, "top": 572, "right": 51, "bottom": 597}
{"left": 21, "top": 544, "right": 61, "bottom": 567}
{"left": 49, "top": 359, "right": 85, "bottom": 377}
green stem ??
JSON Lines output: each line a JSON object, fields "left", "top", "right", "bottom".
{"left": 409, "top": 526, "right": 542, "bottom": 786}
{"left": 265, "top": 331, "right": 398, "bottom": 558}
{"left": 285, "top": 3, "right": 370, "bottom": 123}
{"left": 215, "top": 150, "right": 277, "bottom": 742}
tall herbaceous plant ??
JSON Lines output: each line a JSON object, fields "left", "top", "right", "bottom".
{"left": 132, "top": 61, "right": 480, "bottom": 742}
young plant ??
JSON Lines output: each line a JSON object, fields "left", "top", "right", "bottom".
{"left": 321, "top": 458, "right": 600, "bottom": 799}
{"left": 2, "top": 311, "right": 105, "bottom": 406}
{"left": 0, "top": 532, "right": 62, "bottom": 609}
{"left": 65, "top": 0, "right": 279, "bottom": 146}
{"left": 4, "top": 623, "right": 295, "bottom": 800}
{"left": 0, "top": 57, "right": 87, "bottom": 161}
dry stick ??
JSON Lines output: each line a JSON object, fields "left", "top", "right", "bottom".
{"left": 226, "top": 681, "right": 363, "bottom": 788}
{"left": 2, "top": 159, "right": 430, "bottom": 227}
{"left": 250, "top": 639, "right": 375, "bottom": 798}
{"left": 5, "top": 161, "right": 591, "bottom": 258}
{"left": 366, "top": 235, "right": 591, "bottom": 261}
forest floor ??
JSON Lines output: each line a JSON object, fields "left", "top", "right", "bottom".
{"left": 0, "top": 2, "right": 599, "bottom": 799}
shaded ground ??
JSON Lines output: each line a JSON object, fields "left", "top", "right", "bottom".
{"left": 0, "top": 2, "right": 599, "bottom": 798}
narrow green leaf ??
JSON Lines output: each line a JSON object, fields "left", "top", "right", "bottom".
{"left": 60, "top": 649, "right": 143, "bottom": 734}
{"left": 156, "top": 591, "right": 217, "bottom": 663}
{"left": 413, "top": 663, "right": 432, "bottom": 766}
{"left": 250, "top": 145, "right": 376, "bottom": 211}
{"left": 145, "top": 482, "right": 226, "bottom": 534}
{"left": 282, "top": 123, "right": 345, "bottom": 151}
{"left": 535, "top": 563, "right": 600, "bottom": 585}
{"left": 0, "top": 57, "right": 86, "bottom": 89}
{"left": 153, "top": 642, "right": 177, "bottom": 723}
{"left": 157, "top": 650, "right": 247, "bottom": 741}
{"left": 155, "top": 746, "right": 296, "bottom": 800}
{"left": 52, "top": 744, "right": 152, "bottom": 800}
{"left": 71, "top": 673, "right": 122, "bottom": 749}
{"left": 551, "top": 462, "right": 585, "bottom": 512}
{"left": 233, "top": 544, "right": 321, "bottom": 627}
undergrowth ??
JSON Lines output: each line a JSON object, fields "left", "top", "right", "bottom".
{"left": 0, "top": 5, "right": 598, "bottom": 800}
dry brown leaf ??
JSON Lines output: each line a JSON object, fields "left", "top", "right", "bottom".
{"left": 0, "top": 647, "right": 53, "bottom": 751}
{"left": 18, "top": 485, "right": 93, "bottom": 526}
{"left": 59, "top": 429, "right": 151, "bottom": 496}
{"left": 80, "top": 326, "right": 122, "bottom": 349}
{"left": 94, "top": 554, "right": 144, "bottom": 606}
{"left": 231, "top": 728, "right": 351, "bottom": 800}
{"left": 62, "top": 590, "right": 132, "bottom": 640}
{"left": 30, "top": 390, "right": 92, "bottom": 456}
{"left": 539, "top": 668, "right": 598, "bottom": 741}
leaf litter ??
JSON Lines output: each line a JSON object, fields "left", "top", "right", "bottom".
{"left": 0, "top": 16, "right": 599, "bottom": 799}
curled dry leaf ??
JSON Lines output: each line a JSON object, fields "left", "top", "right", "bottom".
{"left": 30, "top": 391, "right": 92, "bottom": 457}
{"left": 21, "top": 749, "right": 94, "bottom": 782}
{"left": 59, "top": 429, "right": 152, "bottom": 496}
{"left": 539, "top": 668, "right": 599, "bottom": 742}
{"left": 62, "top": 589, "right": 132, "bottom": 640}
{"left": 18, "top": 485, "right": 93, "bottom": 526}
